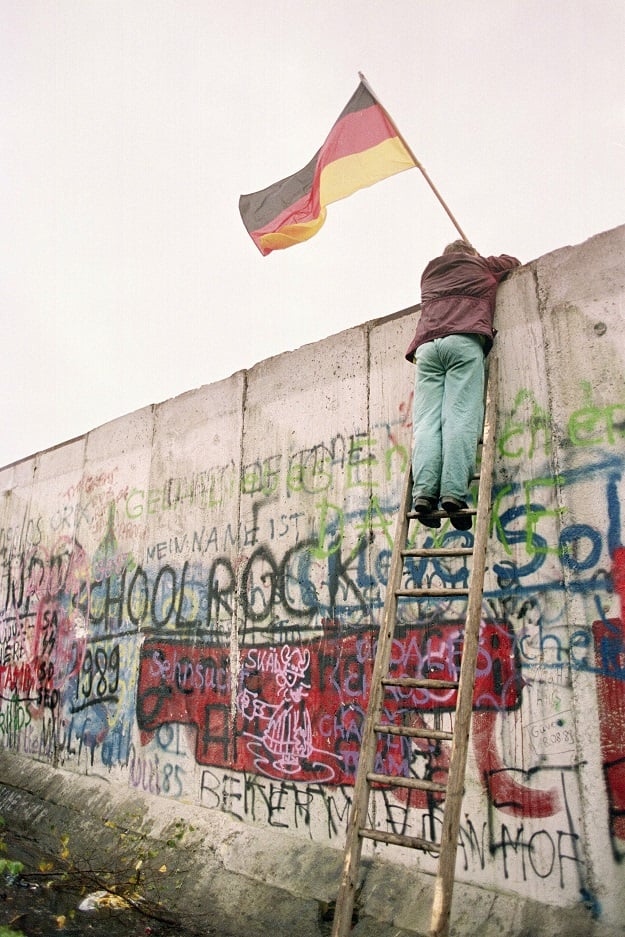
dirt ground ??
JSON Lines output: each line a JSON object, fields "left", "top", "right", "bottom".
{"left": 0, "top": 829, "right": 209, "bottom": 937}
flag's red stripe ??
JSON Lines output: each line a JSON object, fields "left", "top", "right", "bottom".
{"left": 249, "top": 107, "right": 400, "bottom": 242}
{"left": 316, "top": 103, "right": 398, "bottom": 171}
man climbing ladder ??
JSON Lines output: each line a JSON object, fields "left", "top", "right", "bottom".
{"left": 406, "top": 241, "right": 520, "bottom": 529}
{"left": 332, "top": 358, "right": 499, "bottom": 937}
{"left": 331, "top": 243, "right": 521, "bottom": 937}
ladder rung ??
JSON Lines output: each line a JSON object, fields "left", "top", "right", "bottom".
{"left": 402, "top": 547, "right": 474, "bottom": 558}
{"left": 395, "top": 587, "right": 469, "bottom": 598}
{"left": 382, "top": 677, "right": 458, "bottom": 690}
{"left": 359, "top": 827, "right": 442, "bottom": 852}
{"left": 367, "top": 772, "right": 447, "bottom": 794}
{"left": 374, "top": 724, "right": 454, "bottom": 741}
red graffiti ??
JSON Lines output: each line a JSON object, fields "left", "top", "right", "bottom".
{"left": 388, "top": 391, "right": 413, "bottom": 448}
{"left": 592, "top": 546, "right": 625, "bottom": 842}
{"left": 0, "top": 539, "right": 88, "bottom": 705}
{"left": 472, "top": 712, "right": 560, "bottom": 818}
{"left": 137, "top": 619, "right": 522, "bottom": 788}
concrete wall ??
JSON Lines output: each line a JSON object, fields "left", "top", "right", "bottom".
{"left": 1, "top": 225, "right": 624, "bottom": 936}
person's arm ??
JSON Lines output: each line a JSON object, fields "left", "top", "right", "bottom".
{"left": 484, "top": 254, "right": 521, "bottom": 278}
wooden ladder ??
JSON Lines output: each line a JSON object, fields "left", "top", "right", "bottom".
{"left": 331, "top": 357, "right": 499, "bottom": 937}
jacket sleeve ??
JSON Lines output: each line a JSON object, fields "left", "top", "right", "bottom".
{"left": 484, "top": 254, "right": 521, "bottom": 279}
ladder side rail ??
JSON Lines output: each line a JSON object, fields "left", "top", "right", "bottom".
{"left": 331, "top": 463, "right": 414, "bottom": 937}
{"left": 429, "top": 357, "right": 499, "bottom": 937}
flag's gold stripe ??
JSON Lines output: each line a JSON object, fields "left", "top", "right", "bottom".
{"left": 259, "top": 210, "right": 328, "bottom": 251}
{"left": 319, "top": 136, "right": 415, "bottom": 206}
{"left": 258, "top": 137, "right": 414, "bottom": 251}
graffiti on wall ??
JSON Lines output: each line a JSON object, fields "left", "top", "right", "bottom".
{"left": 1, "top": 379, "right": 624, "bottom": 906}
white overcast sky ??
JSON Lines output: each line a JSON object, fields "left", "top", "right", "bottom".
{"left": 2, "top": 1, "right": 624, "bottom": 469}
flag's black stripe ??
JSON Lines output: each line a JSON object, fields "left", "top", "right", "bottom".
{"left": 239, "top": 83, "right": 376, "bottom": 234}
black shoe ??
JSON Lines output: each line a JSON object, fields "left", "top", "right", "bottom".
{"left": 413, "top": 496, "right": 437, "bottom": 513}
{"left": 413, "top": 497, "right": 440, "bottom": 529}
{"left": 441, "top": 496, "right": 473, "bottom": 531}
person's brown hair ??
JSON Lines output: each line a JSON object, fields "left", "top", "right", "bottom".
{"left": 443, "top": 240, "right": 478, "bottom": 256}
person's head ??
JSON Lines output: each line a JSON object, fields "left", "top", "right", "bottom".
{"left": 442, "top": 240, "right": 479, "bottom": 257}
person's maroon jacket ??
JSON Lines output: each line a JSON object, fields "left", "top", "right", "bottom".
{"left": 405, "top": 251, "right": 520, "bottom": 362}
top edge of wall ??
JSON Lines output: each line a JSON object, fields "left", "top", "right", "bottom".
{"left": 2, "top": 224, "right": 623, "bottom": 478}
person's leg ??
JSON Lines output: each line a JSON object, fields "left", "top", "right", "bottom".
{"left": 412, "top": 340, "right": 445, "bottom": 508}
{"left": 438, "top": 334, "right": 485, "bottom": 504}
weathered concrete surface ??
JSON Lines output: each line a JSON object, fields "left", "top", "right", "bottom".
{"left": 0, "top": 750, "right": 620, "bottom": 937}
{"left": 1, "top": 224, "right": 625, "bottom": 935}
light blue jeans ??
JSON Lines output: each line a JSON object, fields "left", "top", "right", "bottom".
{"left": 411, "top": 334, "right": 485, "bottom": 504}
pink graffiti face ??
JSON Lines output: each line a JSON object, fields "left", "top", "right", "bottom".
{"left": 274, "top": 646, "right": 311, "bottom": 702}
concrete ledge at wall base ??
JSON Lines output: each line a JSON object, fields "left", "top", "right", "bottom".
{"left": 0, "top": 753, "right": 620, "bottom": 937}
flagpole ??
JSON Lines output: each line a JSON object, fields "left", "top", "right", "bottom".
{"left": 358, "top": 72, "right": 471, "bottom": 245}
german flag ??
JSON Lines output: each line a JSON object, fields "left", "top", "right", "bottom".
{"left": 239, "top": 81, "right": 416, "bottom": 256}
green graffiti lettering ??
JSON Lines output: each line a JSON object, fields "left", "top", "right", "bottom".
{"left": 491, "top": 484, "right": 515, "bottom": 555}
{"left": 350, "top": 495, "right": 394, "bottom": 561}
{"left": 347, "top": 434, "right": 378, "bottom": 489}
{"left": 499, "top": 389, "right": 551, "bottom": 460}
{"left": 384, "top": 443, "right": 409, "bottom": 482}
{"left": 312, "top": 499, "right": 344, "bottom": 560}
{"left": 568, "top": 382, "right": 625, "bottom": 447}
{"left": 524, "top": 476, "right": 567, "bottom": 555}
{"left": 126, "top": 488, "right": 145, "bottom": 519}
